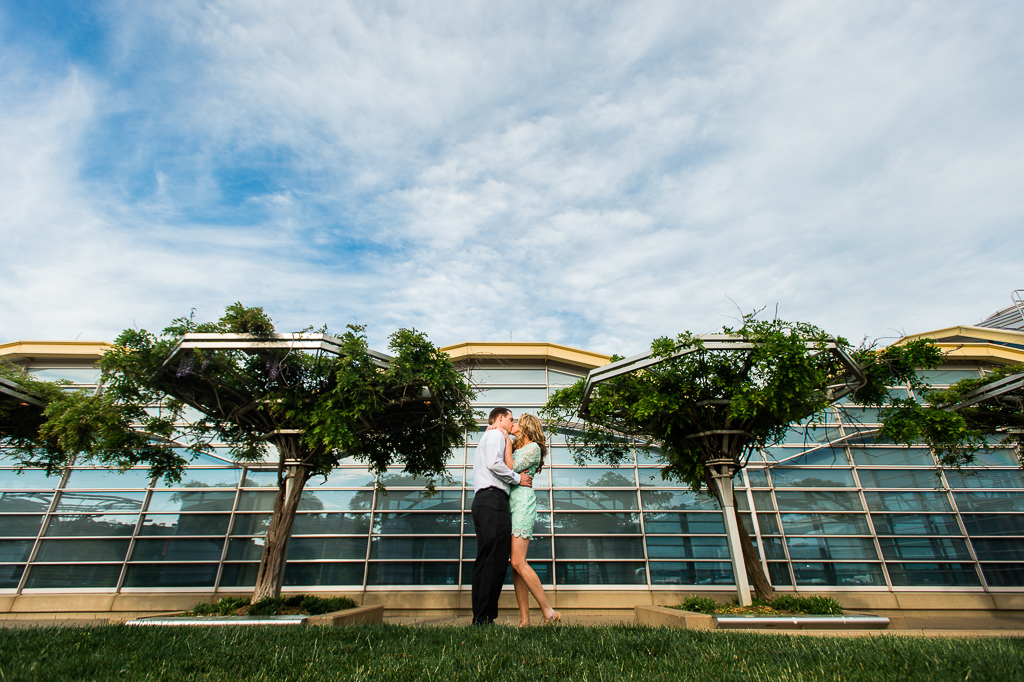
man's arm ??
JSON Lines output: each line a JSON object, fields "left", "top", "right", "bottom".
{"left": 480, "top": 431, "right": 530, "bottom": 486}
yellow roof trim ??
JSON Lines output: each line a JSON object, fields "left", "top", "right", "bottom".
{"left": 896, "top": 326, "right": 1024, "bottom": 365}
{"left": 0, "top": 340, "right": 113, "bottom": 362}
{"left": 440, "top": 342, "right": 612, "bottom": 370}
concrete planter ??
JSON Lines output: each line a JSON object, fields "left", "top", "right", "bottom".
{"left": 635, "top": 605, "right": 904, "bottom": 631}
{"left": 126, "top": 604, "right": 384, "bottom": 627}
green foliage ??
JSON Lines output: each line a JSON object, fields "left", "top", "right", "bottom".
{"left": 190, "top": 596, "right": 251, "bottom": 616}
{"left": 542, "top": 314, "right": 917, "bottom": 491}
{"left": 4, "top": 303, "right": 477, "bottom": 486}
{"left": 677, "top": 594, "right": 843, "bottom": 615}
{"left": 246, "top": 594, "right": 356, "bottom": 615}
{"left": 4, "top": 625, "right": 1022, "bottom": 681}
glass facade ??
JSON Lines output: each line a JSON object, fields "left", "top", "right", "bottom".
{"left": 2, "top": 361, "right": 1022, "bottom": 593}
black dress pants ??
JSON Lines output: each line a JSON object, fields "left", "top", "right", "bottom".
{"left": 471, "top": 487, "right": 511, "bottom": 624}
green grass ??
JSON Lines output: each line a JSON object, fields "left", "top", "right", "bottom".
{"left": 1, "top": 624, "right": 1022, "bottom": 681}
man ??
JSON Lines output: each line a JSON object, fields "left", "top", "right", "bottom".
{"left": 471, "top": 407, "right": 532, "bottom": 625}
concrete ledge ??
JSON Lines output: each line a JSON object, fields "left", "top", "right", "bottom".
{"left": 634, "top": 606, "right": 714, "bottom": 630}
{"left": 307, "top": 605, "right": 383, "bottom": 626}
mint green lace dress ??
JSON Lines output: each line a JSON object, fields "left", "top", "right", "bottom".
{"left": 510, "top": 442, "right": 542, "bottom": 539}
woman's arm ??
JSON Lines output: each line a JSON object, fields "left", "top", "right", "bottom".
{"left": 503, "top": 434, "right": 514, "bottom": 471}
{"left": 512, "top": 443, "right": 540, "bottom": 473}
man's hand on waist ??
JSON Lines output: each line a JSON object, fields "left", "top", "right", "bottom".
{"left": 519, "top": 473, "right": 533, "bottom": 488}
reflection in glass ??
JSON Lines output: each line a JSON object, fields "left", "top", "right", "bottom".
{"left": 2, "top": 514, "right": 44, "bottom": 537}
{"left": 300, "top": 490, "right": 371, "bottom": 512}
{"left": 64, "top": 469, "right": 152, "bottom": 489}
{"left": 366, "top": 562, "right": 459, "bottom": 585}
{"left": 139, "top": 514, "right": 230, "bottom": 536}
{"left": 871, "top": 514, "right": 960, "bottom": 536}
{"left": 555, "top": 537, "right": 644, "bottom": 559}
{"left": 765, "top": 448, "right": 850, "bottom": 466}
{"left": 645, "top": 536, "right": 729, "bottom": 560}
{"left": 637, "top": 469, "right": 688, "bottom": 487}
{"left": 786, "top": 537, "right": 878, "bottom": 561}
{"left": 291, "top": 537, "right": 370, "bottom": 560}
{"left": 45, "top": 514, "right": 138, "bottom": 537}
{"left": 981, "top": 564, "right": 1024, "bottom": 587}
{"left": 131, "top": 538, "right": 224, "bottom": 561}
{"left": 851, "top": 448, "right": 934, "bottom": 467}
{"left": 780, "top": 514, "right": 870, "bottom": 535}
{"left": 35, "top": 539, "right": 130, "bottom": 562}
{"left": 0, "top": 469, "right": 62, "bottom": 489}
{"left": 123, "top": 563, "right": 218, "bottom": 587}
{"left": 966, "top": 449, "right": 1020, "bottom": 467}
{"left": 556, "top": 469, "right": 636, "bottom": 487}
{"left": 285, "top": 562, "right": 365, "bottom": 586}
{"left": 147, "top": 491, "right": 235, "bottom": 513}
{"left": 231, "top": 514, "right": 272, "bottom": 536}
{"left": 648, "top": 561, "right": 732, "bottom": 586}
{"left": 0, "top": 540, "right": 33, "bottom": 562}
{"left": 226, "top": 537, "right": 265, "bottom": 561}
{"left": 886, "top": 563, "right": 980, "bottom": 587}
{"left": 55, "top": 491, "right": 145, "bottom": 513}
{"left": 859, "top": 470, "right": 942, "bottom": 489}
{"left": 548, "top": 370, "right": 583, "bottom": 386}
{"left": 640, "top": 490, "right": 719, "bottom": 511}
{"left": 308, "top": 469, "right": 379, "bottom": 487}
{"left": 768, "top": 562, "right": 793, "bottom": 585}
{"left": 761, "top": 537, "right": 787, "bottom": 560}
{"left": 372, "top": 513, "right": 462, "bottom": 535}
{"left": 746, "top": 469, "right": 769, "bottom": 487}
{"left": 771, "top": 469, "right": 855, "bottom": 488}
{"left": 375, "top": 490, "right": 461, "bottom": 511}
{"left": 969, "top": 538, "right": 1024, "bottom": 561}
{"left": 953, "top": 491, "right": 1024, "bottom": 513}
{"left": 370, "top": 537, "right": 458, "bottom": 560}
{"left": 0, "top": 492, "right": 53, "bottom": 512}
{"left": 292, "top": 513, "right": 371, "bottom": 535}
{"left": 877, "top": 537, "right": 970, "bottom": 561}
{"left": 552, "top": 490, "right": 638, "bottom": 511}
{"left": 472, "top": 387, "right": 548, "bottom": 403}
{"left": 775, "top": 491, "right": 862, "bottom": 512}
{"left": 235, "top": 492, "right": 276, "bottom": 512}
{"left": 864, "top": 491, "right": 951, "bottom": 513}
{"left": 0, "top": 564, "right": 24, "bottom": 588}
{"left": 757, "top": 514, "right": 782, "bottom": 535}
{"left": 466, "top": 368, "right": 547, "bottom": 384}
{"left": 556, "top": 562, "right": 646, "bottom": 585}
{"left": 962, "top": 514, "right": 1024, "bottom": 536}
{"left": 25, "top": 564, "right": 121, "bottom": 588}
{"left": 155, "top": 469, "right": 239, "bottom": 488}
{"left": 552, "top": 513, "right": 641, "bottom": 534}
{"left": 945, "top": 470, "right": 1024, "bottom": 489}
{"left": 792, "top": 562, "right": 884, "bottom": 586}
{"left": 643, "top": 512, "right": 725, "bottom": 535}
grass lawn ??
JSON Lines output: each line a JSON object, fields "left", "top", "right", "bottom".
{"left": 1, "top": 624, "right": 1022, "bottom": 681}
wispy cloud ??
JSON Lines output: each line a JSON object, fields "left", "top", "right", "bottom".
{"left": 1, "top": 1, "right": 1022, "bottom": 354}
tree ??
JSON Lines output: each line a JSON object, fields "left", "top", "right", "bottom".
{"left": 3, "top": 304, "right": 477, "bottom": 601}
{"left": 542, "top": 314, "right": 941, "bottom": 602}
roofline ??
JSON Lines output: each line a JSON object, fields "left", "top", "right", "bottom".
{"left": 895, "top": 325, "right": 1024, "bottom": 365}
{"left": 440, "top": 342, "right": 612, "bottom": 370}
{"left": 0, "top": 340, "right": 113, "bottom": 362}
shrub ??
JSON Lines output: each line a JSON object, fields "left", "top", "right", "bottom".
{"left": 248, "top": 594, "right": 357, "bottom": 616}
{"left": 770, "top": 595, "right": 843, "bottom": 615}
{"left": 678, "top": 596, "right": 722, "bottom": 614}
{"left": 191, "top": 597, "right": 250, "bottom": 616}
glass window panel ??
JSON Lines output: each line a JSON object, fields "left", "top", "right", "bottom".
{"left": 25, "top": 564, "right": 121, "bottom": 588}
{"left": 946, "top": 470, "right": 1024, "bottom": 489}
{"left": 548, "top": 370, "right": 583, "bottom": 386}
{"left": 375, "top": 490, "right": 461, "bottom": 511}
{"left": 552, "top": 513, "right": 641, "bottom": 534}
{"left": 554, "top": 537, "right": 644, "bottom": 559}
{"left": 556, "top": 468, "right": 636, "bottom": 487}
{"left": 735, "top": 494, "right": 749, "bottom": 512}
{"left": 840, "top": 406, "right": 880, "bottom": 424}
{"left": 953, "top": 491, "right": 1024, "bottom": 513}
{"left": 372, "top": 513, "right": 462, "bottom": 535}
{"left": 887, "top": 563, "right": 980, "bottom": 587}
{"left": 131, "top": 538, "right": 224, "bottom": 561}
{"left": 747, "top": 469, "right": 769, "bottom": 487}
{"left": 637, "top": 469, "right": 688, "bottom": 487}
{"left": 766, "top": 448, "right": 850, "bottom": 467}
{"left": 309, "top": 469, "right": 379, "bottom": 488}
{"left": 218, "top": 563, "right": 259, "bottom": 587}
{"left": 376, "top": 471, "right": 460, "bottom": 488}
{"left": 0, "top": 564, "right": 25, "bottom": 589}
{"left": 45, "top": 514, "right": 138, "bottom": 537}
{"left": 966, "top": 449, "right": 1020, "bottom": 467}
{"left": 27, "top": 367, "right": 101, "bottom": 383}
{"left": 641, "top": 490, "right": 720, "bottom": 511}
{"left": 552, "top": 490, "right": 638, "bottom": 511}
{"left": 787, "top": 537, "right": 878, "bottom": 560}
{"left": 643, "top": 512, "right": 725, "bottom": 534}
{"left": 771, "top": 469, "right": 855, "bottom": 488}
{"left": 635, "top": 448, "right": 662, "bottom": 466}
{"left": 240, "top": 470, "right": 279, "bottom": 487}
{"left": 369, "top": 537, "right": 459, "bottom": 560}
{"left": 230, "top": 514, "right": 272, "bottom": 536}
{"left": 970, "top": 538, "right": 1024, "bottom": 561}
{"left": 555, "top": 561, "right": 646, "bottom": 585}
{"left": 463, "top": 536, "right": 552, "bottom": 560}
{"left": 545, "top": 447, "right": 586, "bottom": 466}
{"left": 871, "top": 514, "right": 960, "bottom": 536}
{"left": 300, "top": 490, "right": 373, "bottom": 512}
{"left": 851, "top": 448, "right": 934, "bottom": 467}
{"left": 775, "top": 491, "right": 862, "bottom": 512}
{"left": 0, "top": 540, "right": 33, "bottom": 562}
{"left": 758, "top": 514, "right": 782, "bottom": 535}
{"left": 2, "top": 514, "right": 44, "bottom": 537}
{"left": 915, "top": 369, "right": 980, "bottom": 384}
{"left": 648, "top": 561, "right": 732, "bottom": 586}
{"left": 761, "top": 537, "right": 787, "bottom": 560}
{"left": 877, "top": 537, "right": 971, "bottom": 560}
{"left": 235, "top": 491, "right": 276, "bottom": 512}
{"left": 226, "top": 537, "right": 265, "bottom": 561}
{"left": 864, "top": 491, "right": 951, "bottom": 513}
{"left": 768, "top": 562, "right": 792, "bottom": 585}
{"left": 467, "top": 368, "right": 547, "bottom": 384}
{"left": 122, "top": 563, "right": 218, "bottom": 588}
{"left": 781, "top": 513, "right": 870, "bottom": 535}
{"left": 473, "top": 387, "right": 548, "bottom": 403}
{"left": 138, "top": 513, "right": 229, "bottom": 536}
{"left": 366, "top": 562, "right": 459, "bottom": 586}
{"left": 645, "top": 536, "right": 729, "bottom": 560}
{"left": 981, "top": 564, "right": 1024, "bottom": 587}
{"left": 0, "top": 492, "right": 53, "bottom": 513}
{"left": 860, "top": 470, "right": 942, "bottom": 489}
{"left": 464, "top": 513, "right": 550, "bottom": 536}
{"left": 290, "top": 537, "right": 370, "bottom": 560}
{"left": 962, "top": 514, "right": 1024, "bottom": 536}
{"left": 292, "top": 513, "right": 371, "bottom": 535}
{"left": 64, "top": 469, "right": 152, "bottom": 489}
{"left": 35, "top": 539, "right": 130, "bottom": 562}
{"left": 739, "top": 512, "right": 754, "bottom": 536}
{"left": 781, "top": 427, "right": 842, "bottom": 445}
{"left": 55, "top": 491, "right": 145, "bottom": 513}
{"left": 792, "top": 562, "right": 885, "bottom": 586}
{"left": 750, "top": 492, "right": 775, "bottom": 511}
{"left": 155, "top": 469, "right": 239, "bottom": 489}
{"left": 0, "top": 469, "right": 62, "bottom": 489}
{"left": 284, "top": 562, "right": 365, "bottom": 587}
{"left": 148, "top": 491, "right": 235, "bottom": 513}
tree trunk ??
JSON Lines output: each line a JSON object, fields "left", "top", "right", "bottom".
{"left": 252, "top": 440, "right": 312, "bottom": 602}
{"left": 704, "top": 470, "right": 775, "bottom": 602}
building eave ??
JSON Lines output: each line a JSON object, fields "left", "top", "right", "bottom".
{"left": 440, "top": 342, "right": 612, "bottom": 370}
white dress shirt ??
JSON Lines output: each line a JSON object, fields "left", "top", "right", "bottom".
{"left": 473, "top": 429, "right": 522, "bottom": 493}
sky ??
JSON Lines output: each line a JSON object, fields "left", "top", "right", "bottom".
{"left": 1, "top": 1, "right": 1022, "bottom": 355}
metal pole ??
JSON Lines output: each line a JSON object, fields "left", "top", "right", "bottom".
{"left": 708, "top": 459, "right": 752, "bottom": 606}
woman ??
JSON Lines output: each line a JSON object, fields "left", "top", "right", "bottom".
{"left": 501, "top": 413, "right": 560, "bottom": 626}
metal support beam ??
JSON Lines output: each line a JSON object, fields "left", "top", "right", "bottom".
{"left": 706, "top": 458, "right": 751, "bottom": 606}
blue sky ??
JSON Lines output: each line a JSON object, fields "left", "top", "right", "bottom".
{"left": 1, "top": 1, "right": 1022, "bottom": 355}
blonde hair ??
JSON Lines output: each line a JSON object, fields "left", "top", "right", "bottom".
{"left": 516, "top": 413, "right": 547, "bottom": 473}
